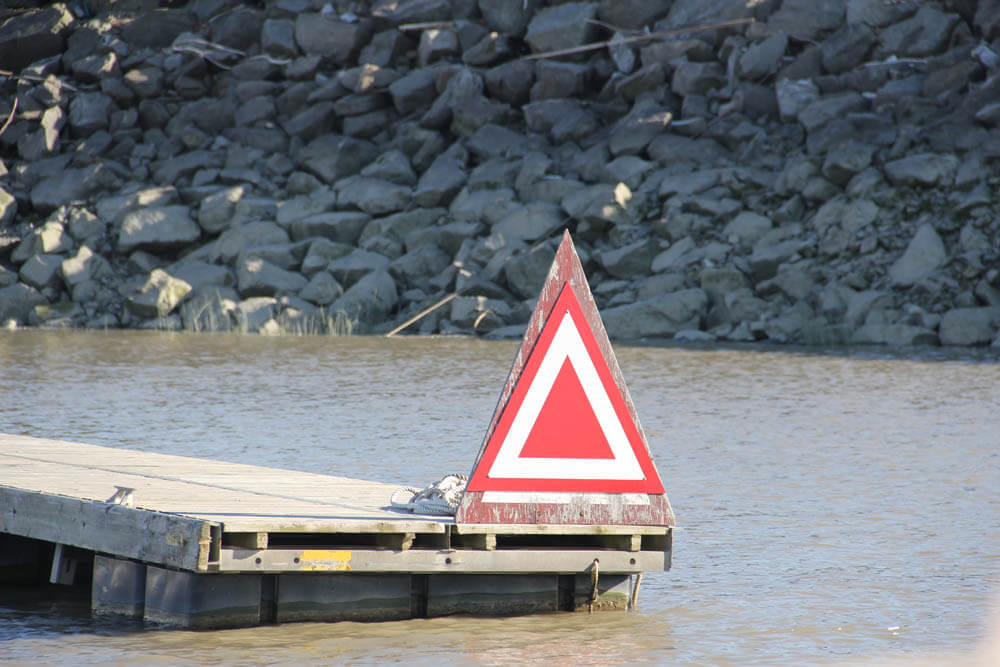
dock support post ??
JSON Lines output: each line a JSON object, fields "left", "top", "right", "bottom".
{"left": 427, "top": 575, "right": 559, "bottom": 616}
{"left": 572, "top": 573, "right": 631, "bottom": 611}
{"left": 144, "top": 566, "right": 263, "bottom": 629}
{"left": 276, "top": 574, "right": 412, "bottom": 623}
{"left": 92, "top": 555, "right": 146, "bottom": 619}
{"left": 49, "top": 543, "right": 77, "bottom": 585}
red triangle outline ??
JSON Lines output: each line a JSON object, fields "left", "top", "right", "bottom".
{"left": 466, "top": 283, "right": 664, "bottom": 493}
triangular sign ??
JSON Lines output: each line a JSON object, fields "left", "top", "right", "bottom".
{"left": 457, "top": 231, "right": 674, "bottom": 526}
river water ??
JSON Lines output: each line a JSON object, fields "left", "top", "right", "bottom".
{"left": 1, "top": 330, "right": 998, "bottom": 665}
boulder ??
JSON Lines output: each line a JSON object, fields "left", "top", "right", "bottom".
{"left": 30, "top": 164, "right": 107, "bottom": 214}
{"left": 884, "top": 153, "right": 959, "bottom": 187}
{"left": 300, "top": 271, "right": 343, "bottom": 305}
{"left": 19, "top": 254, "right": 64, "bottom": 290}
{"left": 0, "top": 283, "right": 48, "bottom": 324}
{"left": 524, "top": 2, "right": 599, "bottom": 54}
{"left": 118, "top": 206, "right": 202, "bottom": 254}
{"left": 288, "top": 211, "right": 370, "bottom": 245}
{"left": 329, "top": 269, "right": 398, "bottom": 328}
{"left": 235, "top": 296, "right": 279, "bottom": 333}
{"left": 300, "top": 135, "right": 378, "bottom": 183}
{"left": 198, "top": 186, "right": 246, "bottom": 234}
{"left": 180, "top": 286, "right": 239, "bottom": 332}
{"left": 294, "top": 13, "right": 370, "bottom": 63}
{"left": 336, "top": 176, "right": 411, "bottom": 216}
{"left": 493, "top": 202, "right": 563, "bottom": 244}
{"left": 389, "top": 243, "right": 452, "bottom": 290}
{"left": 888, "top": 223, "right": 946, "bottom": 287}
{"left": 878, "top": 7, "right": 958, "bottom": 57}
{"left": 236, "top": 257, "right": 308, "bottom": 297}
{"left": 739, "top": 33, "right": 788, "bottom": 80}
{"left": 0, "top": 5, "right": 75, "bottom": 74}
{"left": 602, "top": 288, "right": 708, "bottom": 340}
{"left": 327, "top": 248, "right": 391, "bottom": 287}
{"left": 0, "top": 187, "right": 18, "bottom": 227}
{"left": 61, "top": 246, "right": 111, "bottom": 288}
{"left": 938, "top": 306, "right": 1000, "bottom": 346}
{"left": 68, "top": 92, "right": 113, "bottom": 138}
{"left": 126, "top": 269, "right": 193, "bottom": 319}
{"left": 504, "top": 243, "right": 556, "bottom": 299}
{"left": 598, "top": 238, "right": 659, "bottom": 279}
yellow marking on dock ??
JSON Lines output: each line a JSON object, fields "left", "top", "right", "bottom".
{"left": 301, "top": 549, "right": 353, "bottom": 571}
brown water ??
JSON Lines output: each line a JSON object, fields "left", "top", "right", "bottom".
{"left": 1, "top": 330, "right": 998, "bottom": 665}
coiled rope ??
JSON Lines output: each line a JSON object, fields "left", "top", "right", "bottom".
{"left": 390, "top": 473, "right": 467, "bottom": 515}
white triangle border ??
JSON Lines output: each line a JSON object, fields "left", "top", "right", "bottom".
{"left": 486, "top": 308, "right": 645, "bottom": 481}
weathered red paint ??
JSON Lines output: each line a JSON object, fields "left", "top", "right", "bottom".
{"left": 457, "top": 231, "right": 675, "bottom": 526}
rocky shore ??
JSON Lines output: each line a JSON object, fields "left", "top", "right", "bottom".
{"left": 1, "top": 0, "right": 999, "bottom": 347}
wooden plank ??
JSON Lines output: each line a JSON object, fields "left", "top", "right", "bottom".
{"left": 215, "top": 547, "right": 667, "bottom": 574}
{"left": 0, "top": 486, "right": 212, "bottom": 572}
{"left": 452, "top": 523, "right": 666, "bottom": 536}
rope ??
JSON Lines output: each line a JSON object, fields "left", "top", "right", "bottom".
{"left": 390, "top": 473, "right": 467, "bottom": 515}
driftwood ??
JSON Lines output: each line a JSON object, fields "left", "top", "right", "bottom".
{"left": 0, "top": 97, "right": 18, "bottom": 138}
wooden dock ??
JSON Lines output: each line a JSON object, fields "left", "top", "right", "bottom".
{"left": 0, "top": 433, "right": 671, "bottom": 628}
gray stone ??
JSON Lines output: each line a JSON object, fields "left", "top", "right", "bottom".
{"left": 484, "top": 59, "right": 535, "bottom": 105}
{"left": 0, "top": 5, "right": 75, "bottom": 74}
{"left": 798, "top": 92, "right": 866, "bottom": 132}
{"left": 153, "top": 151, "right": 222, "bottom": 184}
{"left": 739, "top": 33, "right": 788, "bottom": 80}
{"left": 336, "top": 176, "right": 411, "bottom": 216}
{"left": 852, "top": 324, "right": 938, "bottom": 346}
{"left": 749, "top": 239, "right": 803, "bottom": 282}
{"left": 414, "top": 152, "right": 467, "bottom": 207}
{"left": 71, "top": 51, "right": 119, "bottom": 83}
{"left": 822, "top": 140, "right": 875, "bottom": 186}
{"left": 761, "top": 0, "right": 845, "bottom": 41}
{"left": 821, "top": 23, "right": 876, "bottom": 74}
{"left": 609, "top": 100, "right": 672, "bottom": 156}
{"left": 299, "top": 271, "right": 343, "bottom": 305}
{"left": 939, "top": 307, "right": 1000, "bottom": 346}
{"left": 479, "top": 0, "right": 537, "bottom": 36}
{"left": 300, "top": 134, "right": 378, "bottom": 184}
{"left": 31, "top": 164, "right": 107, "bottom": 214}
{"left": 389, "top": 68, "right": 438, "bottom": 115}
{"left": 276, "top": 188, "right": 338, "bottom": 225}
{"left": 198, "top": 186, "right": 246, "bottom": 234}
{"left": 126, "top": 268, "right": 193, "bottom": 319}
{"left": 597, "top": 0, "right": 672, "bottom": 30}
{"left": 68, "top": 92, "right": 112, "bottom": 138}
{"left": 879, "top": 7, "right": 958, "bottom": 57}
{"left": 602, "top": 288, "right": 708, "bottom": 340}
{"left": 449, "top": 295, "right": 514, "bottom": 333}
{"left": 531, "top": 61, "right": 589, "bottom": 100}
{"left": 888, "top": 223, "right": 946, "bottom": 287}
{"left": 167, "top": 261, "right": 234, "bottom": 291}
{"left": 844, "top": 290, "right": 892, "bottom": 327}
{"left": 671, "top": 60, "right": 726, "bottom": 97}
{"left": 847, "top": 0, "right": 916, "bottom": 27}
{"left": 124, "top": 67, "right": 164, "bottom": 98}
{"left": 418, "top": 27, "right": 459, "bottom": 67}
{"left": 118, "top": 206, "right": 201, "bottom": 254}
{"left": 561, "top": 183, "right": 632, "bottom": 228}
{"left": 327, "top": 249, "right": 391, "bottom": 287}
{"left": 294, "top": 13, "right": 370, "bottom": 64}
{"left": 289, "top": 211, "right": 370, "bottom": 245}
{"left": 180, "top": 286, "right": 239, "bottom": 332}
{"left": 723, "top": 211, "right": 772, "bottom": 247}
{"left": 235, "top": 95, "right": 277, "bottom": 127}
{"left": 235, "top": 296, "right": 279, "bottom": 333}
{"left": 463, "top": 31, "right": 513, "bottom": 67}
{"left": 450, "top": 187, "right": 519, "bottom": 224}
{"left": 524, "top": 2, "right": 599, "bottom": 54}
{"left": 884, "top": 153, "right": 959, "bottom": 187}
{"left": 598, "top": 238, "right": 659, "bottom": 279}
{"left": 650, "top": 237, "right": 697, "bottom": 273}
{"left": 0, "top": 187, "right": 18, "bottom": 227}
{"left": 776, "top": 79, "right": 820, "bottom": 122}
{"left": 360, "top": 209, "right": 444, "bottom": 245}
{"left": 61, "top": 246, "right": 111, "bottom": 288}
{"left": 700, "top": 267, "right": 748, "bottom": 305}
{"left": 723, "top": 288, "right": 768, "bottom": 324}
{"left": 493, "top": 202, "right": 563, "bottom": 244}
{"left": 329, "top": 269, "right": 398, "bottom": 328}
{"left": 503, "top": 243, "right": 555, "bottom": 299}
{"left": 389, "top": 243, "right": 451, "bottom": 290}
{"left": 262, "top": 18, "right": 298, "bottom": 57}
{"left": 238, "top": 242, "right": 308, "bottom": 272}
{"left": 19, "top": 254, "right": 64, "bottom": 290}
{"left": 0, "top": 283, "right": 47, "bottom": 324}
{"left": 236, "top": 257, "right": 308, "bottom": 297}
{"left": 301, "top": 238, "right": 354, "bottom": 276}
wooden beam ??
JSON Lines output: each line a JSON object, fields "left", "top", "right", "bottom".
{"left": 0, "top": 486, "right": 214, "bottom": 572}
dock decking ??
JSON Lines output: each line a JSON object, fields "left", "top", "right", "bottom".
{"left": 1, "top": 433, "right": 671, "bottom": 627}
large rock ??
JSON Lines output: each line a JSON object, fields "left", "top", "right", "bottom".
{"left": 0, "top": 283, "right": 48, "bottom": 324}
{"left": 236, "top": 257, "right": 308, "bottom": 297}
{"left": 888, "top": 223, "right": 946, "bottom": 287}
{"left": 878, "top": 7, "right": 958, "bottom": 57}
{"left": 884, "top": 153, "right": 959, "bottom": 187}
{"left": 288, "top": 211, "right": 370, "bottom": 245}
{"left": 198, "top": 186, "right": 246, "bottom": 234}
{"left": 19, "top": 254, "right": 64, "bottom": 290}
{"left": 30, "top": 164, "right": 107, "bottom": 214}
{"left": 0, "top": 187, "right": 18, "bottom": 227}
{"left": 602, "top": 288, "right": 708, "bottom": 339}
{"left": 118, "top": 206, "right": 202, "bottom": 254}
{"left": 0, "top": 4, "right": 75, "bottom": 73}
{"left": 300, "top": 135, "right": 378, "bottom": 183}
{"left": 327, "top": 248, "right": 391, "bottom": 287}
{"left": 388, "top": 243, "right": 451, "bottom": 290}
{"left": 503, "top": 243, "right": 555, "bottom": 299}
{"left": 329, "top": 269, "right": 398, "bottom": 328}
{"left": 336, "top": 176, "right": 411, "bottom": 215}
{"left": 294, "top": 13, "right": 370, "bottom": 63}
{"left": 126, "top": 269, "right": 193, "bottom": 319}
{"left": 598, "top": 238, "right": 659, "bottom": 279}
{"left": 939, "top": 307, "right": 1000, "bottom": 346}
{"left": 61, "top": 246, "right": 111, "bottom": 288}
{"left": 524, "top": 3, "right": 599, "bottom": 54}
